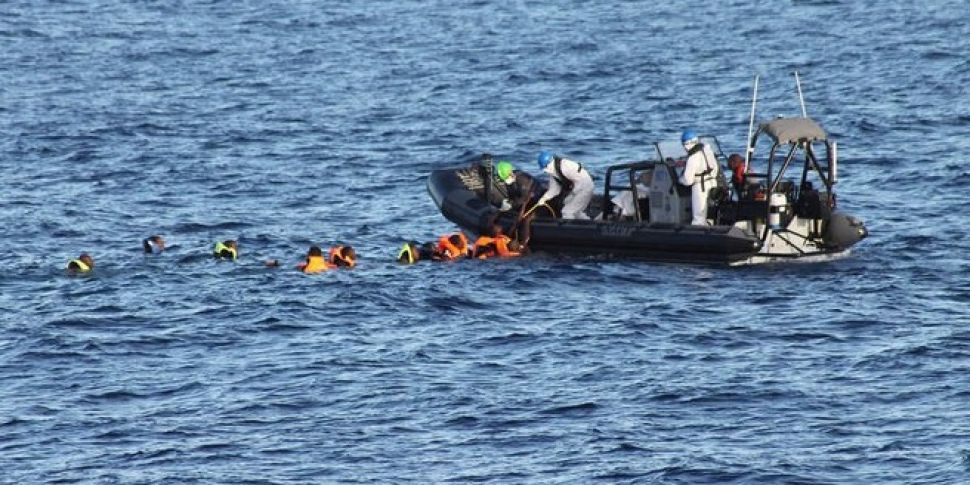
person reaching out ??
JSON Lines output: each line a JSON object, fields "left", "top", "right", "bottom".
{"left": 534, "top": 150, "right": 594, "bottom": 220}
{"left": 494, "top": 161, "right": 535, "bottom": 213}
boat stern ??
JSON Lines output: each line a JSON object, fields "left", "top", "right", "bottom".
{"left": 823, "top": 211, "right": 868, "bottom": 250}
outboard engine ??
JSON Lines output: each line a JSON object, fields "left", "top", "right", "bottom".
{"left": 823, "top": 212, "right": 868, "bottom": 249}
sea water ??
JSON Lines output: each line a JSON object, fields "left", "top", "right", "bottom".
{"left": 2, "top": 1, "right": 969, "bottom": 482}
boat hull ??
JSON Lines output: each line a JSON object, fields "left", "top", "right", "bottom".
{"left": 428, "top": 168, "right": 761, "bottom": 264}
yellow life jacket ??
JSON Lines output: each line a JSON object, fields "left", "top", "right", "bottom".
{"left": 67, "top": 259, "right": 91, "bottom": 272}
{"left": 213, "top": 242, "right": 237, "bottom": 260}
{"left": 303, "top": 255, "right": 330, "bottom": 273}
{"left": 397, "top": 242, "right": 418, "bottom": 264}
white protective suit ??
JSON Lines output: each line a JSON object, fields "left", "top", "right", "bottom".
{"left": 610, "top": 183, "right": 650, "bottom": 219}
{"left": 537, "top": 157, "right": 594, "bottom": 220}
{"left": 678, "top": 141, "right": 720, "bottom": 225}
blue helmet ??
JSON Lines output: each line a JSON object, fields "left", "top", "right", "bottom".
{"left": 537, "top": 151, "right": 554, "bottom": 170}
{"left": 681, "top": 129, "right": 698, "bottom": 144}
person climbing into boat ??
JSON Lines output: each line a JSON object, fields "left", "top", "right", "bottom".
{"left": 436, "top": 232, "right": 471, "bottom": 260}
{"left": 534, "top": 150, "right": 594, "bottom": 220}
{"left": 297, "top": 245, "right": 330, "bottom": 273}
{"left": 328, "top": 245, "right": 357, "bottom": 268}
{"left": 678, "top": 130, "right": 721, "bottom": 225}
{"left": 213, "top": 240, "right": 238, "bottom": 260}
{"left": 142, "top": 235, "right": 165, "bottom": 254}
{"left": 66, "top": 253, "right": 95, "bottom": 274}
{"left": 472, "top": 224, "right": 522, "bottom": 259}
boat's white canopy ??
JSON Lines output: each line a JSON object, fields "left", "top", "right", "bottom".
{"left": 760, "top": 117, "right": 827, "bottom": 144}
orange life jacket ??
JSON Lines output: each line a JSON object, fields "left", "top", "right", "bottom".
{"left": 329, "top": 245, "right": 356, "bottom": 268}
{"left": 472, "top": 234, "right": 521, "bottom": 259}
{"left": 302, "top": 255, "right": 330, "bottom": 273}
{"left": 436, "top": 233, "right": 469, "bottom": 260}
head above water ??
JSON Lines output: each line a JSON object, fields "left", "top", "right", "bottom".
{"left": 308, "top": 245, "right": 323, "bottom": 257}
{"left": 67, "top": 253, "right": 94, "bottom": 273}
{"left": 331, "top": 245, "right": 356, "bottom": 267}
{"left": 397, "top": 241, "right": 419, "bottom": 264}
{"left": 448, "top": 234, "right": 465, "bottom": 249}
{"left": 213, "top": 240, "right": 238, "bottom": 260}
{"left": 143, "top": 235, "right": 165, "bottom": 254}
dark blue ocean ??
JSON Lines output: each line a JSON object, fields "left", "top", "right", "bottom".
{"left": 3, "top": 1, "right": 969, "bottom": 483}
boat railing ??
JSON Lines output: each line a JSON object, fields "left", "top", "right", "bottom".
{"left": 603, "top": 160, "right": 659, "bottom": 222}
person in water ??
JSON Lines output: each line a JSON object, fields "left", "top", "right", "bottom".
{"left": 396, "top": 240, "right": 439, "bottom": 264}
{"left": 143, "top": 235, "right": 165, "bottom": 254}
{"left": 678, "top": 129, "right": 720, "bottom": 225}
{"left": 328, "top": 245, "right": 357, "bottom": 268}
{"left": 534, "top": 150, "right": 594, "bottom": 220}
{"left": 298, "top": 245, "right": 331, "bottom": 273}
{"left": 472, "top": 225, "right": 522, "bottom": 259}
{"left": 66, "top": 253, "right": 95, "bottom": 274}
{"left": 435, "top": 232, "right": 470, "bottom": 261}
{"left": 213, "top": 240, "right": 238, "bottom": 260}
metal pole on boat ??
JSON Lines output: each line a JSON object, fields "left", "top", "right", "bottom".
{"left": 830, "top": 140, "right": 838, "bottom": 185}
{"left": 794, "top": 71, "right": 807, "bottom": 117}
{"left": 744, "top": 74, "right": 759, "bottom": 173}
{"left": 482, "top": 152, "right": 493, "bottom": 210}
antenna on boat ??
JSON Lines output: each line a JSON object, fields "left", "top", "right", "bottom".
{"left": 743, "top": 74, "right": 759, "bottom": 173}
{"left": 794, "top": 71, "right": 807, "bottom": 117}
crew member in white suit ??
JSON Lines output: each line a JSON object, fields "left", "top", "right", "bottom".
{"left": 678, "top": 129, "right": 720, "bottom": 225}
{"left": 535, "top": 150, "right": 594, "bottom": 220}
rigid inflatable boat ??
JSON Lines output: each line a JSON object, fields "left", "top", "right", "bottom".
{"left": 427, "top": 80, "right": 868, "bottom": 265}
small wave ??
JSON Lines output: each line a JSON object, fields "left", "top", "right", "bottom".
{"left": 610, "top": 442, "right": 647, "bottom": 453}
{"left": 171, "top": 221, "right": 253, "bottom": 233}
{"left": 423, "top": 295, "right": 488, "bottom": 312}
{"left": 539, "top": 401, "right": 598, "bottom": 416}
{"left": 474, "top": 332, "right": 536, "bottom": 346}
{"left": 443, "top": 415, "right": 479, "bottom": 428}
{"left": 86, "top": 389, "right": 143, "bottom": 402}
{"left": 792, "top": 0, "right": 844, "bottom": 6}
{"left": 0, "top": 28, "right": 49, "bottom": 39}
{"left": 922, "top": 50, "right": 962, "bottom": 61}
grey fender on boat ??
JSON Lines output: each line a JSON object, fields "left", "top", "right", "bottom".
{"left": 824, "top": 211, "right": 868, "bottom": 249}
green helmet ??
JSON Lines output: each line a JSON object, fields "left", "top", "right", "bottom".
{"left": 496, "top": 161, "right": 515, "bottom": 181}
